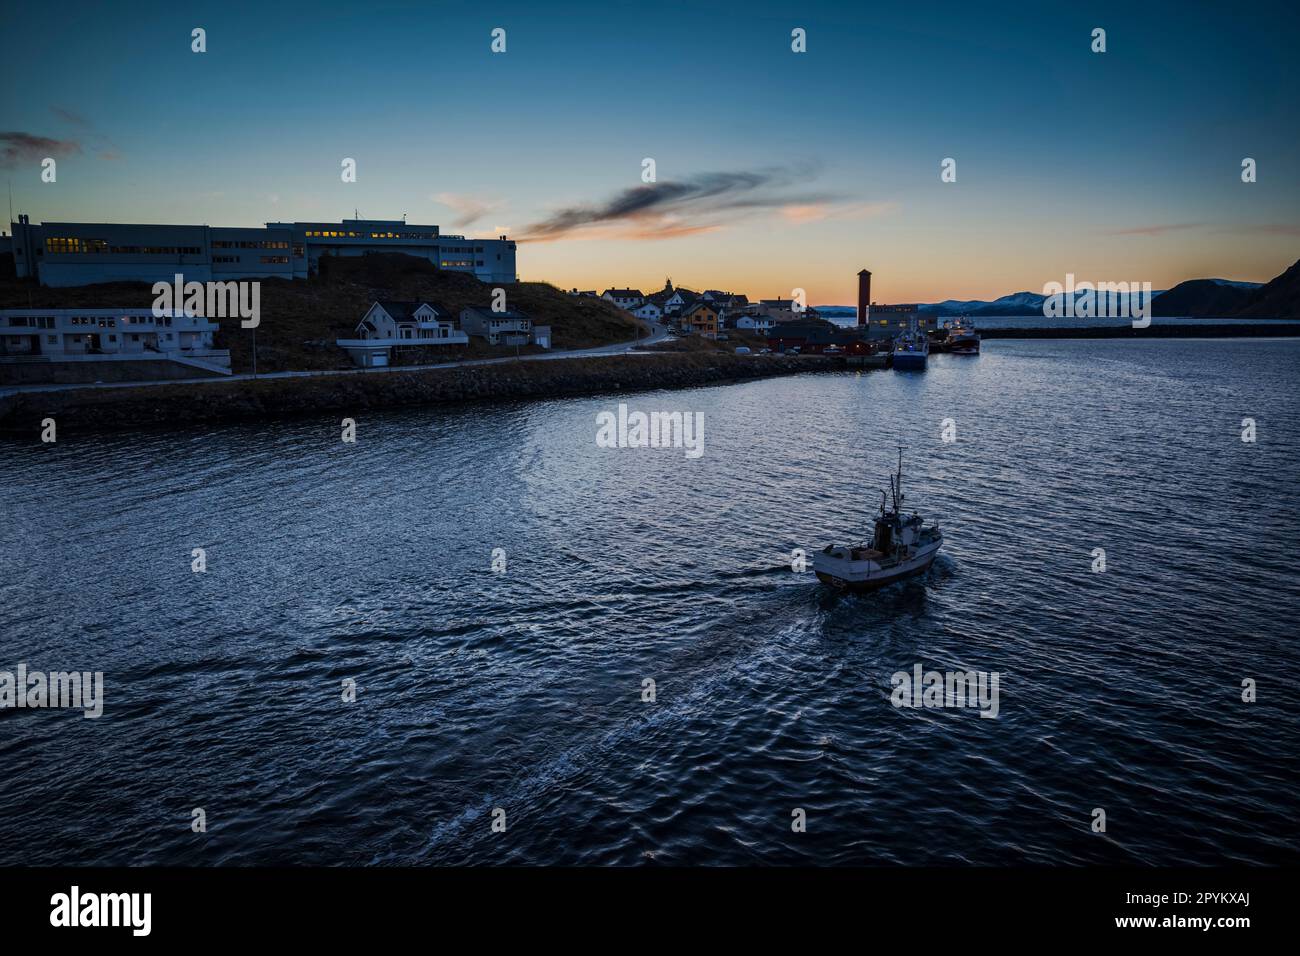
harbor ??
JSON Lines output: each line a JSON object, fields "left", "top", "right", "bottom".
{"left": 3, "top": 334, "right": 1297, "bottom": 866}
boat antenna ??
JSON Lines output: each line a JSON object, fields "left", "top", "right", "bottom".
{"left": 895, "top": 446, "right": 904, "bottom": 512}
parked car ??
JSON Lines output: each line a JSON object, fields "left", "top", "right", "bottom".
{"left": 734, "top": 346, "right": 751, "bottom": 354}
{"left": 824, "top": 345, "right": 843, "bottom": 355}
{"left": 716, "top": 333, "right": 729, "bottom": 341}
{"left": 789, "top": 346, "right": 802, "bottom": 354}
{"left": 759, "top": 347, "right": 772, "bottom": 354}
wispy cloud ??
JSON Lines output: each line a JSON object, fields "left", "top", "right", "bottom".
{"left": 47, "top": 108, "right": 124, "bottom": 162}
{"left": 1231, "top": 223, "right": 1300, "bottom": 237}
{"left": 1106, "top": 222, "right": 1203, "bottom": 236}
{"left": 1108, "top": 221, "right": 1300, "bottom": 239}
{"left": 780, "top": 200, "right": 898, "bottom": 224}
{"left": 519, "top": 164, "right": 843, "bottom": 242}
{"left": 434, "top": 192, "right": 505, "bottom": 228}
{"left": 50, "top": 106, "right": 90, "bottom": 128}
{"left": 0, "top": 132, "right": 82, "bottom": 168}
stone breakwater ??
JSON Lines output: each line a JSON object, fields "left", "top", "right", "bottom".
{"left": 0, "top": 352, "right": 833, "bottom": 435}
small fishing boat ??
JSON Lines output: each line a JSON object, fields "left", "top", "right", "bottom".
{"left": 892, "top": 320, "right": 929, "bottom": 370}
{"left": 813, "top": 450, "right": 944, "bottom": 592}
{"left": 945, "top": 316, "right": 980, "bottom": 355}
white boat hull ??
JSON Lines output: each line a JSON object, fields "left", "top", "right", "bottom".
{"left": 813, "top": 537, "right": 942, "bottom": 592}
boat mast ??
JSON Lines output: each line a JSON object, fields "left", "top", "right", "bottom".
{"left": 894, "top": 447, "right": 904, "bottom": 512}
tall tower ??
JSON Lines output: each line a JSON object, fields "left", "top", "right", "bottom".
{"left": 857, "top": 269, "right": 872, "bottom": 326}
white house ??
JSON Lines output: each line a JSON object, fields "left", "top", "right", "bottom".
{"left": 460, "top": 306, "right": 536, "bottom": 346}
{"left": 661, "top": 288, "right": 698, "bottom": 316}
{"left": 734, "top": 313, "right": 775, "bottom": 333}
{"left": 602, "top": 288, "right": 645, "bottom": 310}
{"left": 0, "top": 308, "right": 231, "bottom": 373}
{"left": 632, "top": 300, "right": 663, "bottom": 322}
{"left": 336, "top": 299, "right": 469, "bottom": 367}
{"left": 357, "top": 300, "right": 466, "bottom": 343}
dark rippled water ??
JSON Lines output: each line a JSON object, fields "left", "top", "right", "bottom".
{"left": 2, "top": 339, "right": 1298, "bottom": 865}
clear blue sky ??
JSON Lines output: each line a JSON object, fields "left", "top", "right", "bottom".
{"left": 2, "top": 0, "right": 1297, "bottom": 302}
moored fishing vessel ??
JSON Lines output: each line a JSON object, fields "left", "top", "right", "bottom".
{"left": 892, "top": 320, "right": 929, "bottom": 370}
{"left": 813, "top": 451, "right": 944, "bottom": 592}
{"left": 945, "top": 316, "right": 980, "bottom": 354}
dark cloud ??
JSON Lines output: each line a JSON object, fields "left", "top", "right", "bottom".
{"left": 0, "top": 132, "right": 83, "bottom": 168}
{"left": 521, "top": 164, "right": 838, "bottom": 241}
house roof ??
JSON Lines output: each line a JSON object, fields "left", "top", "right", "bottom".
{"left": 681, "top": 301, "right": 716, "bottom": 317}
{"left": 603, "top": 288, "right": 644, "bottom": 298}
{"left": 462, "top": 305, "right": 531, "bottom": 320}
{"left": 374, "top": 299, "right": 447, "bottom": 322}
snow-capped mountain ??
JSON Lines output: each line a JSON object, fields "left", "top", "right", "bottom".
{"left": 818, "top": 280, "right": 1268, "bottom": 317}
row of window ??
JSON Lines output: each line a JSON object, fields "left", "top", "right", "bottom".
{"left": 124, "top": 315, "right": 175, "bottom": 325}
{"left": 212, "top": 240, "right": 290, "bottom": 250}
{"left": 45, "top": 237, "right": 108, "bottom": 254}
{"left": 3, "top": 315, "right": 56, "bottom": 328}
{"left": 45, "top": 238, "right": 214, "bottom": 256}
{"left": 304, "top": 230, "right": 437, "bottom": 240}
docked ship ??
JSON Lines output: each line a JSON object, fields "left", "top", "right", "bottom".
{"left": 813, "top": 451, "right": 944, "bottom": 592}
{"left": 891, "top": 320, "right": 929, "bottom": 370}
{"left": 945, "top": 316, "right": 980, "bottom": 355}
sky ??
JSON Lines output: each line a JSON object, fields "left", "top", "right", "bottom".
{"left": 1, "top": 0, "right": 1297, "bottom": 303}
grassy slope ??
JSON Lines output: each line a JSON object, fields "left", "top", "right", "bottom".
{"left": 0, "top": 254, "right": 644, "bottom": 373}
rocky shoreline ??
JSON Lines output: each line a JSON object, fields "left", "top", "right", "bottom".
{"left": 0, "top": 352, "right": 833, "bottom": 436}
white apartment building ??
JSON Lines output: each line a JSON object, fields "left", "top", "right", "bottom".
{"left": 0, "top": 308, "right": 230, "bottom": 373}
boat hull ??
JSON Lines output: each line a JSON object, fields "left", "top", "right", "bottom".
{"left": 892, "top": 352, "right": 928, "bottom": 370}
{"left": 814, "top": 555, "right": 938, "bottom": 592}
{"left": 813, "top": 535, "right": 943, "bottom": 592}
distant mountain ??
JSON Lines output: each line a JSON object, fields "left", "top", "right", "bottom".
{"left": 1235, "top": 259, "right": 1300, "bottom": 318}
{"left": 924, "top": 292, "right": 1053, "bottom": 316}
{"left": 819, "top": 289, "right": 1166, "bottom": 318}
{"left": 1152, "top": 278, "right": 1262, "bottom": 317}
{"left": 817, "top": 271, "right": 1295, "bottom": 319}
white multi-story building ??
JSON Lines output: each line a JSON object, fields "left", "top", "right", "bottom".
{"left": 0, "top": 308, "right": 230, "bottom": 373}
{"left": 9, "top": 214, "right": 517, "bottom": 287}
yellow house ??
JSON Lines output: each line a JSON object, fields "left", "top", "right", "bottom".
{"left": 681, "top": 302, "right": 719, "bottom": 339}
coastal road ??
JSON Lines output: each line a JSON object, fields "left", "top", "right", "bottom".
{"left": 0, "top": 321, "right": 671, "bottom": 398}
